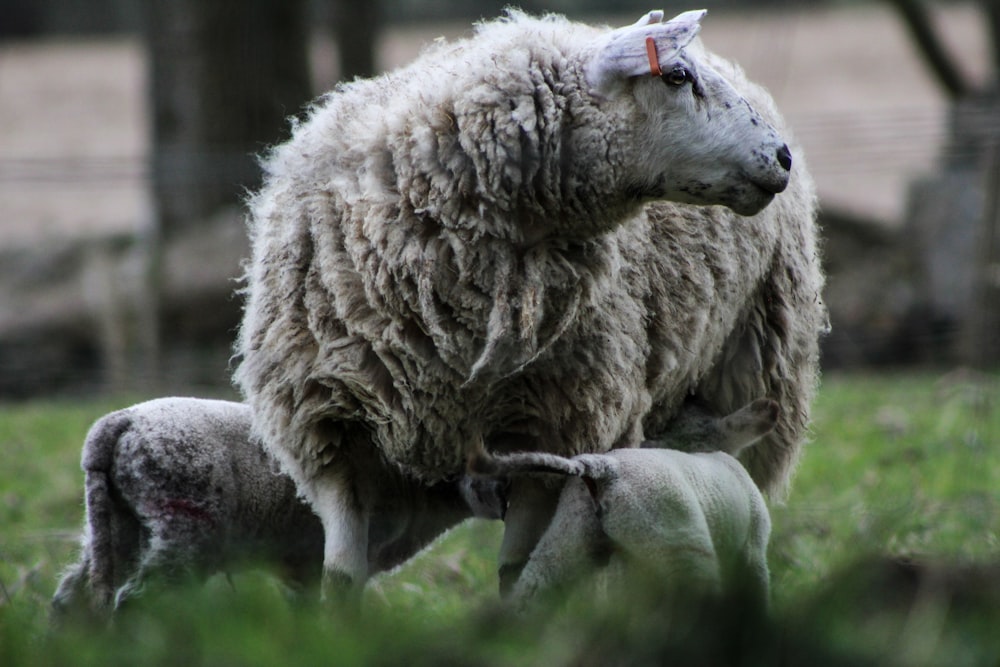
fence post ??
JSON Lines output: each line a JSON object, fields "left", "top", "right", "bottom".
{"left": 964, "top": 141, "right": 1000, "bottom": 369}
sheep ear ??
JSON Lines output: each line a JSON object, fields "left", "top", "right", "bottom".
{"left": 631, "top": 10, "right": 664, "bottom": 26}
{"left": 585, "top": 9, "right": 706, "bottom": 96}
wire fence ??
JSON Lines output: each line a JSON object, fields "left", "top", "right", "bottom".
{"left": 2, "top": 9, "right": 999, "bottom": 398}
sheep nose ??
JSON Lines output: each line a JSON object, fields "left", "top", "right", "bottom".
{"left": 776, "top": 144, "right": 792, "bottom": 171}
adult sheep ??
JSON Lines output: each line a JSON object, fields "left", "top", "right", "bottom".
{"left": 234, "top": 9, "right": 826, "bottom": 599}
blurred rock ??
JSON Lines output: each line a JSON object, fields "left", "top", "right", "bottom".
{"left": 0, "top": 209, "right": 247, "bottom": 398}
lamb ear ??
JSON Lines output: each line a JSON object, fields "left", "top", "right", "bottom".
{"left": 585, "top": 9, "right": 706, "bottom": 96}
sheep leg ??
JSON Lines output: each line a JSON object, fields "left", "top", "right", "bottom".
{"left": 112, "top": 524, "right": 207, "bottom": 609}
{"left": 50, "top": 556, "right": 91, "bottom": 624}
{"left": 599, "top": 490, "right": 723, "bottom": 598}
{"left": 736, "top": 549, "right": 771, "bottom": 614}
{"left": 110, "top": 549, "right": 164, "bottom": 608}
{"left": 311, "top": 472, "right": 369, "bottom": 606}
{"left": 731, "top": 511, "right": 771, "bottom": 613}
{"left": 509, "top": 481, "right": 605, "bottom": 612}
{"left": 51, "top": 560, "right": 86, "bottom": 609}
{"left": 497, "top": 476, "right": 561, "bottom": 597}
{"left": 635, "top": 537, "right": 723, "bottom": 598}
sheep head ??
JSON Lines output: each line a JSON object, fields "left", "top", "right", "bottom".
{"left": 585, "top": 10, "right": 791, "bottom": 217}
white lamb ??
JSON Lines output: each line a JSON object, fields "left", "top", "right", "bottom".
{"left": 50, "top": 398, "right": 505, "bottom": 618}
{"left": 234, "top": 9, "right": 826, "bottom": 599}
{"left": 470, "top": 399, "right": 777, "bottom": 612}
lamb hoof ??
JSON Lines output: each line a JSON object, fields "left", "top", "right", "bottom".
{"left": 498, "top": 561, "right": 527, "bottom": 598}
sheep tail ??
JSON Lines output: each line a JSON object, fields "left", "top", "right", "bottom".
{"left": 570, "top": 454, "right": 622, "bottom": 483}
{"left": 80, "top": 411, "right": 132, "bottom": 610}
{"left": 467, "top": 441, "right": 584, "bottom": 477}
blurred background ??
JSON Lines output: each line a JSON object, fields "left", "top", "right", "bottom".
{"left": 1, "top": 0, "right": 998, "bottom": 399}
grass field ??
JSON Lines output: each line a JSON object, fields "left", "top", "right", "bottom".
{"left": 1, "top": 371, "right": 998, "bottom": 665}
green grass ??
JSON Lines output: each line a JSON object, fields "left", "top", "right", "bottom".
{"left": 1, "top": 372, "right": 998, "bottom": 665}
{"left": 0, "top": 398, "right": 127, "bottom": 608}
{"left": 772, "top": 371, "right": 1000, "bottom": 596}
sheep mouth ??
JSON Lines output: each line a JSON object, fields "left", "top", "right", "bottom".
{"left": 727, "top": 184, "right": 777, "bottom": 217}
{"left": 752, "top": 175, "right": 789, "bottom": 197}
{"left": 667, "top": 175, "right": 781, "bottom": 216}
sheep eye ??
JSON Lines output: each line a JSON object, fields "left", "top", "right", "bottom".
{"left": 661, "top": 67, "right": 691, "bottom": 87}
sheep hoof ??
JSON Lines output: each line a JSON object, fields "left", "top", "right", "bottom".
{"left": 320, "top": 570, "right": 357, "bottom": 604}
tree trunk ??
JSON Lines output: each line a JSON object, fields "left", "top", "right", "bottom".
{"left": 144, "top": 0, "right": 311, "bottom": 238}
{"left": 886, "top": 0, "right": 971, "bottom": 100}
{"left": 891, "top": 1, "right": 1000, "bottom": 368}
{"left": 330, "top": 0, "right": 381, "bottom": 81}
{"left": 140, "top": 0, "right": 311, "bottom": 387}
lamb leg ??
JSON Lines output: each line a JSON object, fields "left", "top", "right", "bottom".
{"left": 497, "top": 476, "right": 561, "bottom": 597}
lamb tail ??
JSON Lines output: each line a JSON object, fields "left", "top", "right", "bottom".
{"left": 467, "top": 445, "right": 584, "bottom": 477}
{"left": 80, "top": 412, "right": 132, "bottom": 610}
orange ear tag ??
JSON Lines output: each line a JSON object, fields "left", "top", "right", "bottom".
{"left": 645, "top": 36, "right": 662, "bottom": 77}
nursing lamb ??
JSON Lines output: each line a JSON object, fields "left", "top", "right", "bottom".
{"left": 51, "top": 398, "right": 505, "bottom": 618}
{"left": 234, "top": 9, "right": 826, "bottom": 599}
{"left": 470, "top": 399, "right": 777, "bottom": 612}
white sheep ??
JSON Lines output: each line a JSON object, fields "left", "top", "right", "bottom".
{"left": 470, "top": 399, "right": 777, "bottom": 612}
{"left": 233, "top": 8, "right": 826, "bottom": 599}
{"left": 50, "top": 398, "right": 505, "bottom": 618}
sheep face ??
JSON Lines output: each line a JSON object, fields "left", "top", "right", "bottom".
{"left": 587, "top": 10, "right": 791, "bottom": 216}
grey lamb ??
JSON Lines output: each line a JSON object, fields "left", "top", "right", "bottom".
{"left": 234, "top": 9, "right": 826, "bottom": 598}
{"left": 51, "top": 398, "right": 505, "bottom": 618}
{"left": 470, "top": 399, "right": 777, "bottom": 611}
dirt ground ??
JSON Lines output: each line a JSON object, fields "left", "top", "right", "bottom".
{"left": 0, "top": 3, "right": 991, "bottom": 248}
